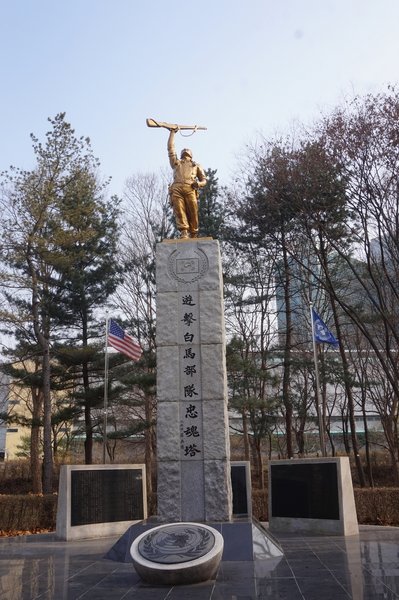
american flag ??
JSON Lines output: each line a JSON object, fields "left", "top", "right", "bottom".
{"left": 108, "top": 319, "right": 143, "bottom": 362}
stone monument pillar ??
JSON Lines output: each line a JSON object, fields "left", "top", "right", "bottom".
{"left": 156, "top": 238, "right": 232, "bottom": 522}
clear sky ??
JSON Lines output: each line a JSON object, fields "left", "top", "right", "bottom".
{"left": 1, "top": 0, "right": 399, "bottom": 197}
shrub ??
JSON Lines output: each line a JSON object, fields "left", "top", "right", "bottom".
{"left": 252, "top": 489, "right": 268, "bottom": 521}
{"left": 354, "top": 488, "right": 399, "bottom": 526}
{"left": 252, "top": 487, "right": 399, "bottom": 526}
{"left": 0, "top": 495, "right": 57, "bottom": 533}
{"left": 1, "top": 484, "right": 399, "bottom": 534}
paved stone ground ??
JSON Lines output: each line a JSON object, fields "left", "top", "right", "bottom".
{"left": 0, "top": 525, "right": 399, "bottom": 599}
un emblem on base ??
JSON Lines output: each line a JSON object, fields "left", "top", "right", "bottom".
{"left": 130, "top": 523, "right": 224, "bottom": 585}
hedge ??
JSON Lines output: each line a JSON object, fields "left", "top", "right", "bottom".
{"left": 354, "top": 488, "right": 399, "bottom": 526}
{"left": 1, "top": 487, "right": 399, "bottom": 534}
{"left": 252, "top": 487, "right": 399, "bottom": 526}
{"left": 0, "top": 495, "right": 57, "bottom": 533}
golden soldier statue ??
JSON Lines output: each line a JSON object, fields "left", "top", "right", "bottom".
{"left": 147, "top": 118, "right": 207, "bottom": 238}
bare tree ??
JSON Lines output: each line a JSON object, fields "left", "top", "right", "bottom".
{"left": 312, "top": 89, "right": 399, "bottom": 482}
{"left": 114, "top": 172, "right": 173, "bottom": 512}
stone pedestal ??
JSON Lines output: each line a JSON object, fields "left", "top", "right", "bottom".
{"left": 156, "top": 239, "right": 232, "bottom": 522}
{"left": 269, "top": 457, "right": 359, "bottom": 536}
{"left": 56, "top": 464, "right": 146, "bottom": 541}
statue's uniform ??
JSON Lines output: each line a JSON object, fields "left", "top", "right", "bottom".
{"left": 168, "top": 135, "right": 207, "bottom": 237}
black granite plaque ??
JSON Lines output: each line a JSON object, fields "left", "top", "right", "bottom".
{"left": 231, "top": 465, "right": 248, "bottom": 516}
{"left": 70, "top": 468, "right": 144, "bottom": 527}
{"left": 271, "top": 462, "right": 339, "bottom": 520}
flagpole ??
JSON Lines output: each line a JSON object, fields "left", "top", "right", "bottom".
{"left": 103, "top": 312, "right": 110, "bottom": 464}
{"left": 310, "top": 302, "right": 327, "bottom": 457}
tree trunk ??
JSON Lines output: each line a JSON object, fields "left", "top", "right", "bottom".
{"left": 30, "top": 387, "right": 43, "bottom": 494}
{"left": 28, "top": 257, "right": 53, "bottom": 494}
{"left": 361, "top": 393, "right": 374, "bottom": 487}
{"left": 82, "top": 313, "right": 93, "bottom": 464}
{"left": 330, "top": 300, "right": 366, "bottom": 487}
{"left": 250, "top": 436, "right": 264, "bottom": 489}
{"left": 42, "top": 344, "right": 53, "bottom": 493}
{"left": 84, "top": 404, "right": 93, "bottom": 464}
{"left": 319, "top": 349, "right": 328, "bottom": 456}
{"left": 326, "top": 426, "right": 335, "bottom": 457}
{"left": 242, "top": 409, "right": 250, "bottom": 461}
{"left": 381, "top": 416, "right": 399, "bottom": 485}
{"left": 317, "top": 236, "right": 366, "bottom": 486}
{"left": 296, "top": 427, "right": 305, "bottom": 455}
{"left": 257, "top": 442, "right": 265, "bottom": 490}
{"left": 281, "top": 236, "right": 294, "bottom": 457}
{"left": 389, "top": 453, "right": 399, "bottom": 486}
{"left": 144, "top": 392, "right": 156, "bottom": 514}
{"left": 341, "top": 413, "right": 350, "bottom": 454}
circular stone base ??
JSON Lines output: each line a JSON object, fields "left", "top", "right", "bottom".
{"left": 130, "top": 522, "right": 224, "bottom": 585}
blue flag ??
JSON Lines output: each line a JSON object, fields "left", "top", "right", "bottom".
{"left": 312, "top": 309, "right": 339, "bottom": 345}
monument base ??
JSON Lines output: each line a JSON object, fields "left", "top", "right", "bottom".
{"left": 105, "top": 518, "right": 283, "bottom": 566}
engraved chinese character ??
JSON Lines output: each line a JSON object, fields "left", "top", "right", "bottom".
{"left": 184, "top": 332, "right": 194, "bottom": 343}
{"left": 184, "top": 384, "right": 198, "bottom": 398}
{"left": 182, "top": 294, "right": 196, "bottom": 306}
{"left": 184, "top": 425, "right": 200, "bottom": 437}
{"left": 184, "top": 444, "right": 201, "bottom": 457}
{"left": 185, "top": 404, "right": 198, "bottom": 418}
{"left": 183, "top": 348, "right": 196, "bottom": 359}
{"left": 181, "top": 312, "right": 196, "bottom": 326}
{"left": 184, "top": 365, "right": 197, "bottom": 377}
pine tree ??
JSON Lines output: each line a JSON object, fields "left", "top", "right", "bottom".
{"left": 0, "top": 113, "right": 121, "bottom": 486}
{"left": 46, "top": 168, "right": 122, "bottom": 464}
{"left": 198, "top": 169, "right": 225, "bottom": 239}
